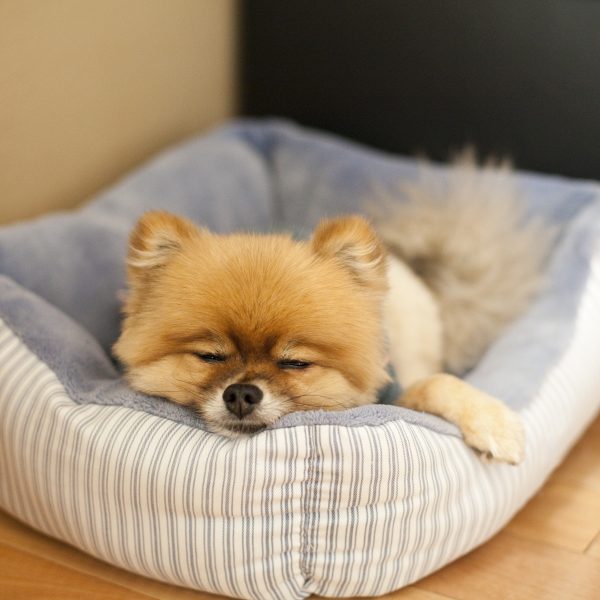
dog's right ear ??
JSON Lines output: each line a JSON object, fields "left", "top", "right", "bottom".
{"left": 127, "top": 211, "right": 200, "bottom": 274}
{"left": 311, "top": 215, "right": 388, "bottom": 293}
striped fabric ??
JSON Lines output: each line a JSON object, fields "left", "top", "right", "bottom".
{"left": 2, "top": 252, "right": 600, "bottom": 599}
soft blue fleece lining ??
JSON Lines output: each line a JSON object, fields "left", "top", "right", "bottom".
{"left": 0, "top": 120, "right": 598, "bottom": 435}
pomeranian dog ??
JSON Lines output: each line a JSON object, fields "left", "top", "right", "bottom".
{"left": 114, "top": 157, "right": 552, "bottom": 464}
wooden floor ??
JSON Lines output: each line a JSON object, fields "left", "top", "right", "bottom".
{"left": 1, "top": 415, "right": 599, "bottom": 600}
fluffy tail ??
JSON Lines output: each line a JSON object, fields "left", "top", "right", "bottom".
{"left": 373, "top": 151, "right": 555, "bottom": 374}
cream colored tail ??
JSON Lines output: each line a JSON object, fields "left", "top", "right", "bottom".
{"left": 373, "top": 151, "right": 555, "bottom": 373}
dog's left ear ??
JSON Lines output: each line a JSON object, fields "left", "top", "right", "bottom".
{"left": 311, "top": 215, "right": 387, "bottom": 291}
{"left": 127, "top": 211, "right": 200, "bottom": 273}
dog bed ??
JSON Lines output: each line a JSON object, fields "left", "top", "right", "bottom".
{"left": 1, "top": 120, "right": 600, "bottom": 600}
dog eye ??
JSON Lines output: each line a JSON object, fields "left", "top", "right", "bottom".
{"left": 195, "top": 353, "right": 227, "bottom": 363}
{"left": 278, "top": 360, "right": 311, "bottom": 370}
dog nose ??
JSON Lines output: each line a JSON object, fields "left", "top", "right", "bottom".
{"left": 223, "top": 384, "right": 263, "bottom": 418}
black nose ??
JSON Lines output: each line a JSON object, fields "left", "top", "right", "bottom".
{"left": 223, "top": 384, "right": 263, "bottom": 418}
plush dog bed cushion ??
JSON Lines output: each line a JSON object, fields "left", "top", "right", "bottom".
{"left": 1, "top": 120, "right": 600, "bottom": 600}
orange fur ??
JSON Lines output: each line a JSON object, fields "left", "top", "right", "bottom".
{"left": 114, "top": 212, "right": 389, "bottom": 435}
{"left": 114, "top": 210, "right": 526, "bottom": 463}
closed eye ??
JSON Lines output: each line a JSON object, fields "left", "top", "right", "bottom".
{"left": 278, "top": 360, "right": 312, "bottom": 370}
{"left": 195, "top": 353, "right": 227, "bottom": 363}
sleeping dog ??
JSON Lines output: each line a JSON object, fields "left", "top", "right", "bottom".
{"left": 114, "top": 155, "right": 552, "bottom": 463}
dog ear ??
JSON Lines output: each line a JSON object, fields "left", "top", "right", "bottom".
{"left": 311, "top": 215, "right": 387, "bottom": 291}
{"left": 127, "top": 211, "right": 200, "bottom": 273}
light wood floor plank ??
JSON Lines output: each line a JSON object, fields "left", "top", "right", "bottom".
{"left": 505, "top": 479, "right": 600, "bottom": 551}
{"left": 552, "top": 416, "right": 600, "bottom": 493}
{"left": 334, "top": 587, "right": 451, "bottom": 600}
{"left": 417, "top": 530, "right": 600, "bottom": 600}
{"left": 586, "top": 532, "right": 600, "bottom": 560}
{"left": 0, "top": 542, "right": 155, "bottom": 600}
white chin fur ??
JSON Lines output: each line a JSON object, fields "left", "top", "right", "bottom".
{"left": 201, "top": 384, "right": 288, "bottom": 437}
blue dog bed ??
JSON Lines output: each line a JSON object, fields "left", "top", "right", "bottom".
{"left": 1, "top": 120, "right": 599, "bottom": 599}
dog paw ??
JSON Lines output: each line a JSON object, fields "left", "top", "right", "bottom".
{"left": 462, "top": 401, "right": 525, "bottom": 465}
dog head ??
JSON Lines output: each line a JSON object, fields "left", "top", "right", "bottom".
{"left": 113, "top": 211, "right": 389, "bottom": 436}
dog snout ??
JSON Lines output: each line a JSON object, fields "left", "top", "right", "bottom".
{"left": 223, "top": 383, "right": 263, "bottom": 418}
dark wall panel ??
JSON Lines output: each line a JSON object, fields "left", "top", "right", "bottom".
{"left": 241, "top": 1, "right": 600, "bottom": 179}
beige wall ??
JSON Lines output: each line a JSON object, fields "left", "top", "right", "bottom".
{"left": 0, "top": 0, "right": 237, "bottom": 224}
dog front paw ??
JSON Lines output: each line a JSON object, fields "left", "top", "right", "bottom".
{"left": 462, "top": 401, "right": 525, "bottom": 465}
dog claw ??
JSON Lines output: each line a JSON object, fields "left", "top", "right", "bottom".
{"left": 462, "top": 403, "right": 526, "bottom": 465}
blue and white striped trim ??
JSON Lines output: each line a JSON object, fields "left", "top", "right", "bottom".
{"left": 1, "top": 255, "right": 600, "bottom": 600}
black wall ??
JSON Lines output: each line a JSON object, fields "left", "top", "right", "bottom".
{"left": 241, "top": 1, "right": 600, "bottom": 179}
